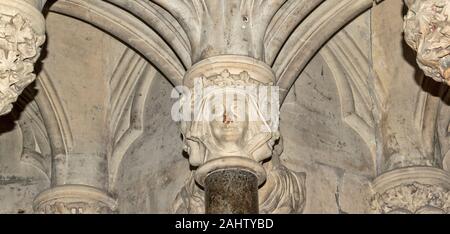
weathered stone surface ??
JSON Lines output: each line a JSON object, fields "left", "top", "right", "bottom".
{"left": 0, "top": 114, "right": 49, "bottom": 214}
{"left": 0, "top": 0, "right": 449, "bottom": 214}
{"left": 42, "top": 13, "right": 126, "bottom": 189}
{"left": 339, "top": 173, "right": 372, "bottom": 214}
{"left": 114, "top": 74, "right": 189, "bottom": 213}
{"left": 371, "top": 0, "right": 443, "bottom": 173}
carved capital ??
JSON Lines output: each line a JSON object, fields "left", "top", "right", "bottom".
{"left": 0, "top": 0, "right": 46, "bottom": 115}
{"left": 33, "top": 185, "right": 117, "bottom": 214}
{"left": 404, "top": 0, "right": 450, "bottom": 84}
{"left": 180, "top": 55, "right": 279, "bottom": 185}
{"left": 175, "top": 56, "right": 306, "bottom": 213}
{"left": 371, "top": 182, "right": 450, "bottom": 214}
{"left": 371, "top": 167, "right": 450, "bottom": 213}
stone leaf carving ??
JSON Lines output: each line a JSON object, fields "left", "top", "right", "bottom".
{"left": 371, "top": 182, "right": 450, "bottom": 214}
{"left": 35, "top": 201, "right": 114, "bottom": 214}
{"left": 0, "top": 13, "right": 45, "bottom": 115}
{"left": 404, "top": 0, "right": 450, "bottom": 84}
{"left": 33, "top": 185, "right": 117, "bottom": 214}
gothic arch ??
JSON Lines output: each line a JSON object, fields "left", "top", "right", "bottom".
{"left": 13, "top": 85, "right": 53, "bottom": 181}
{"left": 320, "top": 30, "right": 376, "bottom": 172}
{"left": 264, "top": 0, "right": 324, "bottom": 66}
{"left": 49, "top": 0, "right": 186, "bottom": 86}
{"left": 107, "top": 49, "right": 158, "bottom": 190}
{"left": 272, "top": 0, "right": 375, "bottom": 103}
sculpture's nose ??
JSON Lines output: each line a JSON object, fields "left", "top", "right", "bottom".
{"left": 223, "top": 112, "right": 233, "bottom": 124}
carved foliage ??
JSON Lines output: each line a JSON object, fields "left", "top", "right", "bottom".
{"left": 0, "top": 13, "right": 45, "bottom": 115}
{"left": 35, "top": 201, "right": 114, "bottom": 214}
{"left": 404, "top": 0, "right": 450, "bottom": 83}
{"left": 371, "top": 182, "right": 450, "bottom": 213}
{"left": 33, "top": 185, "right": 117, "bottom": 214}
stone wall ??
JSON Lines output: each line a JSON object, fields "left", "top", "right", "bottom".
{"left": 1, "top": 0, "right": 449, "bottom": 214}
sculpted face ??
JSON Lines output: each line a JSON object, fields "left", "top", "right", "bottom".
{"left": 208, "top": 94, "right": 248, "bottom": 147}
{"left": 186, "top": 85, "right": 278, "bottom": 163}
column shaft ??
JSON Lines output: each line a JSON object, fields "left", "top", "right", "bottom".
{"left": 205, "top": 169, "right": 258, "bottom": 214}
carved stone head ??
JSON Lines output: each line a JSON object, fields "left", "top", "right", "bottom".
{"left": 181, "top": 70, "right": 279, "bottom": 166}
{"left": 179, "top": 55, "right": 279, "bottom": 168}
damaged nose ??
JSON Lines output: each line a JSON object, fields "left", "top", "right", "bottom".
{"left": 223, "top": 112, "right": 233, "bottom": 124}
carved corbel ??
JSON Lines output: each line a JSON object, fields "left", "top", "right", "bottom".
{"left": 173, "top": 55, "right": 306, "bottom": 213}
{"left": 0, "top": 0, "right": 46, "bottom": 115}
{"left": 404, "top": 0, "right": 450, "bottom": 84}
{"left": 179, "top": 55, "right": 279, "bottom": 187}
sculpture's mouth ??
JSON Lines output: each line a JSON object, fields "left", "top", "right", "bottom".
{"left": 221, "top": 128, "right": 240, "bottom": 135}
{"left": 221, "top": 124, "right": 244, "bottom": 133}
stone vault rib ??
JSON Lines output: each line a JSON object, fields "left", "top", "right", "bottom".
{"left": 273, "top": 0, "right": 374, "bottom": 104}
{"left": 105, "top": 0, "right": 192, "bottom": 69}
{"left": 50, "top": 0, "right": 185, "bottom": 86}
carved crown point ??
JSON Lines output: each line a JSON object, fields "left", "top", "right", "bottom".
{"left": 220, "top": 69, "right": 230, "bottom": 78}
{"left": 183, "top": 55, "right": 276, "bottom": 88}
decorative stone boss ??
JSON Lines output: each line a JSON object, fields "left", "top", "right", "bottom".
{"left": 173, "top": 55, "right": 305, "bottom": 213}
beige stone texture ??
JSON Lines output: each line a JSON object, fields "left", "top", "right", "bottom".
{"left": 0, "top": 0, "right": 449, "bottom": 214}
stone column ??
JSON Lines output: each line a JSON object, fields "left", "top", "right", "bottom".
{"left": 180, "top": 55, "right": 279, "bottom": 214}
{"left": 370, "top": 0, "right": 450, "bottom": 214}
{"left": 0, "top": 0, "right": 46, "bottom": 115}
{"left": 204, "top": 169, "right": 259, "bottom": 214}
{"left": 0, "top": 0, "right": 116, "bottom": 215}
{"left": 161, "top": 0, "right": 306, "bottom": 214}
{"left": 34, "top": 168, "right": 116, "bottom": 213}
